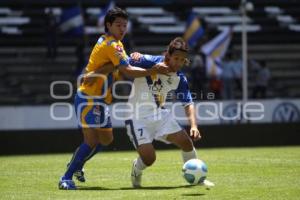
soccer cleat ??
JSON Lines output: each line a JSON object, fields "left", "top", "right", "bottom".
{"left": 58, "top": 178, "right": 76, "bottom": 190}
{"left": 131, "top": 159, "right": 142, "bottom": 188}
{"left": 199, "top": 179, "right": 215, "bottom": 189}
{"left": 74, "top": 169, "right": 86, "bottom": 182}
{"left": 67, "top": 163, "right": 86, "bottom": 183}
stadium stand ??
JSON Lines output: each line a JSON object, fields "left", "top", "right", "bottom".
{"left": 0, "top": 0, "right": 300, "bottom": 104}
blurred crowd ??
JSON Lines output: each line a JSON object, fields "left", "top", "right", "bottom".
{"left": 184, "top": 51, "right": 271, "bottom": 101}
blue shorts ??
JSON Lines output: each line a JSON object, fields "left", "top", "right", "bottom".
{"left": 74, "top": 92, "right": 112, "bottom": 129}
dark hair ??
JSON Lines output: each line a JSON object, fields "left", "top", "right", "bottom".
{"left": 104, "top": 7, "right": 128, "bottom": 32}
{"left": 167, "top": 37, "right": 189, "bottom": 55}
{"left": 165, "top": 37, "right": 190, "bottom": 65}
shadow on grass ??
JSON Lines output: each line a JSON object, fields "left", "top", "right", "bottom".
{"left": 77, "top": 186, "right": 110, "bottom": 190}
{"left": 77, "top": 185, "right": 195, "bottom": 191}
{"left": 120, "top": 185, "right": 193, "bottom": 190}
{"left": 182, "top": 193, "right": 206, "bottom": 197}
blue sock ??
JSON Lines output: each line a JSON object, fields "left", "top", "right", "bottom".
{"left": 63, "top": 143, "right": 92, "bottom": 180}
{"left": 85, "top": 144, "right": 103, "bottom": 162}
{"left": 76, "top": 144, "right": 103, "bottom": 171}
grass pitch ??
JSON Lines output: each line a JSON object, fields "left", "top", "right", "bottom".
{"left": 0, "top": 147, "right": 299, "bottom": 200}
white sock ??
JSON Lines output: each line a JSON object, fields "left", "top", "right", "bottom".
{"left": 135, "top": 157, "right": 147, "bottom": 172}
{"left": 181, "top": 148, "right": 197, "bottom": 163}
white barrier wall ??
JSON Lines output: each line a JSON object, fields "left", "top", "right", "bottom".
{"left": 0, "top": 99, "right": 299, "bottom": 130}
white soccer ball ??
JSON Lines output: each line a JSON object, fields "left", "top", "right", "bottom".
{"left": 182, "top": 159, "right": 207, "bottom": 185}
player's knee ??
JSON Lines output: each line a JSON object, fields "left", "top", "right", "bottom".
{"left": 99, "top": 139, "right": 113, "bottom": 146}
{"left": 96, "top": 129, "right": 113, "bottom": 146}
{"left": 82, "top": 128, "right": 99, "bottom": 148}
{"left": 99, "top": 135, "right": 113, "bottom": 146}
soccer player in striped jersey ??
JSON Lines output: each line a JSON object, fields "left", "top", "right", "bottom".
{"left": 126, "top": 37, "right": 215, "bottom": 188}
{"left": 58, "top": 7, "right": 168, "bottom": 190}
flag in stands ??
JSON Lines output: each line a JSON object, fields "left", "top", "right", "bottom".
{"left": 201, "top": 27, "right": 232, "bottom": 77}
{"left": 60, "top": 6, "right": 84, "bottom": 35}
{"left": 98, "top": 0, "right": 115, "bottom": 27}
{"left": 183, "top": 12, "right": 205, "bottom": 48}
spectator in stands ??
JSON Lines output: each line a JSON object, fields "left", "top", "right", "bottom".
{"left": 209, "top": 76, "right": 222, "bottom": 100}
{"left": 221, "top": 52, "right": 242, "bottom": 99}
{"left": 189, "top": 54, "right": 207, "bottom": 100}
{"left": 45, "top": 8, "right": 57, "bottom": 59}
{"left": 252, "top": 61, "right": 271, "bottom": 99}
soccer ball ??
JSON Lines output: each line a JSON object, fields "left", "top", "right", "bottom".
{"left": 182, "top": 159, "right": 207, "bottom": 185}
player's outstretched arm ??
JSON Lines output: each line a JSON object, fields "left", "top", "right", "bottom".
{"left": 184, "top": 103, "right": 201, "bottom": 141}
{"left": 118, "top": 63, "right": 169, "bottom": 78}
{"left": 82, "top": 62, "right": 115, "bottom": 85}
{"left": 82, "top": 61, "right": 169, "bottom": 85}
{"left": 122, "top": 51, "right": 170, "bottom": 78}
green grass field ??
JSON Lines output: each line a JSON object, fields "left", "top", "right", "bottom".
{"left": 0, "top": 147, "right": 300, "bottom": 200}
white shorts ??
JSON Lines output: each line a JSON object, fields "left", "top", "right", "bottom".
{"left": 125, "top": 109, "right": 183, "bottom": 148}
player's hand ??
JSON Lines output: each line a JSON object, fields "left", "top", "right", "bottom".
{"left": 153, "top": 62, "right": 170, "bottom": 75}
{"left": 130, "top": 52, "right": 143, "bottom": 61}
{"left": 190, "top": 127, "right": 201, "bottom": 141}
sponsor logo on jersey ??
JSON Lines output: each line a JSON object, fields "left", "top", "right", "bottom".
{"left": 115, "top": 45, "right": 123, "bottom": 53}
{"left": 150, "top": 79, "right": 163, "bottom": 93}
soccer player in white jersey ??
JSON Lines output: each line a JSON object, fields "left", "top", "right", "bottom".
{"left": 125, "top": 37, "right": 214, "bottom": 188}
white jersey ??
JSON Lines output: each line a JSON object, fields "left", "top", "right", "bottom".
{"left": 124, "top": 55, "right": 193, "bottom": 147}
{"left": 127, "top": 55, "right": 193, "bottom": 119}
